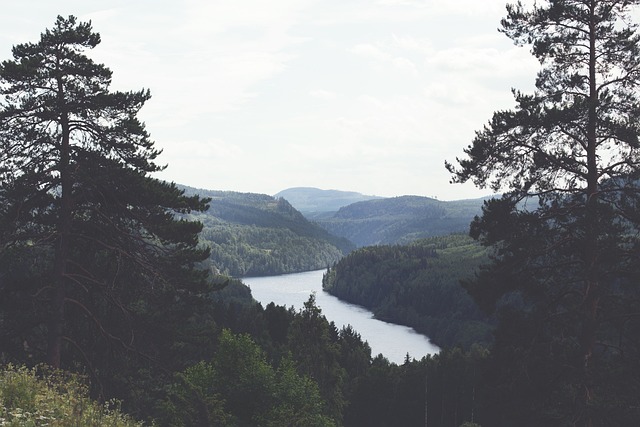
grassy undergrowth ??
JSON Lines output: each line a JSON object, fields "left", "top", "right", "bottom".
{"left": 0, "top": 364, "right": 144, "bottom": 427}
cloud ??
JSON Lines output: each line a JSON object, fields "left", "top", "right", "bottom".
{"left": 309, "top": 89, "right": 338, "bottom": 100}
{"left": 350, "top": 43, "right": 419, "bottom": 75}
{"left": 392, "top": 57, "right": 419, "bottom": 75}
{"left": 351, "top": 43, "right": 391, "bottom": 61}
{"left": 310, "top": 0, "right": 509, "bottom": 26}
{"left": 0, "top": 0, "right": 539, "bottom": 200}
{"left": 376, "top": 0, "right": 506, "bottom": 16}
{"left": 84, "top": 0, "right": 314, "bottom": 124}
{"left": 391, "top": 34, "right": 433, "bottom": 54}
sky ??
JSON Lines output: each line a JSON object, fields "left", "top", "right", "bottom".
{"left": 0, "top": 0, "right": 540, "bottom": 201}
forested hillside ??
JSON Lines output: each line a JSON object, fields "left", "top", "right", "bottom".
{"left": 180, "top": 186, "right": 354, "bottom": 276}
{"left": 323, "top": 234, "right": 493, "bottom": 349}
{"left": 315, "top": 195, "right": 487, "bottom": 247}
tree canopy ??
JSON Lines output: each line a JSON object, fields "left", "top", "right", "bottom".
{"left": 0, "top": 15, "right": 211, "bottom": 380}
{"left": 447, "top": 1, "right": 640, "bottom": 424}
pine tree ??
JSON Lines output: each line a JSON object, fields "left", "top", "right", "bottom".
{"left": 0, "top": 15, "right": 211, "bottom": 376}
{"left": 446, "top": 1, "right": 640, "bottom": 425}
{"left": 288, "top": 294, "right": 346, "bottom": 422}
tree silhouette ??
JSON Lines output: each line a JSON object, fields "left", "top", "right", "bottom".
{"left": 0, "top": 16, "right": 210, "bottom": 374}
{"left": 447, "top": 1, "right": 640, "bottom": 424}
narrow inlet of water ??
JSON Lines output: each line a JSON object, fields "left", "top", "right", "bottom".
{"left": 243, "top": 269, "right": 439, "bottom": 364}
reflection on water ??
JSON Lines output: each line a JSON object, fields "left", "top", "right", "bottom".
{"left": 243, "top": 269, "right": 439, "bottom": 364}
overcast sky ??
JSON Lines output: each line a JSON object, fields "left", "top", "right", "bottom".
{"left": 0, "top": 0, "right": 540, "bottom": 200}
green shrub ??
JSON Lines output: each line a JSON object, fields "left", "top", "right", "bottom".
{"left": 0, "top": 364, "right": 145, "bottom": 426}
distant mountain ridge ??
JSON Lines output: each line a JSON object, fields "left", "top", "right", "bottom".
{"left": 274, "top": 187, "right": 383, "bottom": 217}
{"left": 313, "top": 195, "right": 489, "bottom": 247}
{"left": 176, "top": 183, "right": 491, "bottom": 272}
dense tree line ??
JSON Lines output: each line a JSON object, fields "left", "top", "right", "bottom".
{"left": 1, "top": 274, "right": 487, "bottom": 426}
{"left": 150, "top": 290, "right": 487, "bottom": 426}
{"left": 323, "top": 234, "right": 493, "bottom": 349}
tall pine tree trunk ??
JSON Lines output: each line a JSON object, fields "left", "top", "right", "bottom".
{"left": 579, "top": 3, "right": 599, "bottom": 425}
{"left": 48, "top": 77, "right": 71, "bottom": 369}
{"left": 580, "top": 150, "right": 599, "bottom": 426}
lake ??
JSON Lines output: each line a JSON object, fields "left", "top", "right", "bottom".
{"left": 242, "top": 269, "right": 439, "bottom": 364}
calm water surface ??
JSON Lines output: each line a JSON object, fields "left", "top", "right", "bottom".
{"left": 243, "top": 269, "right": 439, "bottom": 364}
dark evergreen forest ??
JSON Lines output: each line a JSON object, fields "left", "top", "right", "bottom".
{"left": 323, "top": 234, "right": 493, "bottom": 349}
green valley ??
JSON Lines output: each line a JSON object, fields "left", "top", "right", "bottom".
{"left": 300, "top": 195, "right": 488, "bottom": 247}
{"left": 179, "top": 186, "right": 354, "bottom": 276}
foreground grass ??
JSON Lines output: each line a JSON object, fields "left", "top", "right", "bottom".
{"left": 0, "top": 364, "right": 144, "bottom": 426}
